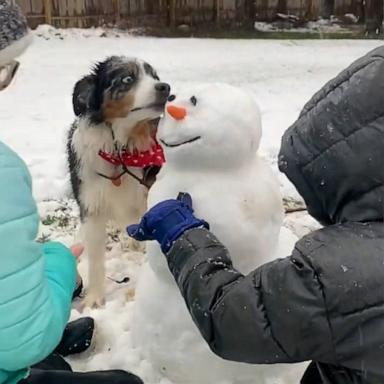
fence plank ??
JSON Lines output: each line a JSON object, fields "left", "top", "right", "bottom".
{"left": 276, "top": 0, "right": 287, "bottom": 14}
{"left": 169, "top": 0, "right": 176, "bottom": 27}
{"left": 18, "top": 0, "right": 32, "bottom": 13}
{"left": 114, "top": 0, "right": 121, "bottom": 23}
{"left": 18, "top": 0, "right": 366, "bottom": 29}
{"left": 365, "top": 0, "right": 383, "bottom": 35}
{"left": 214, "top": 0, "right": 220, "bottom": 27}
{"left": 43, "top": 0, "right": 52, "bottom": 24}
{"left": 30, "top": 0, "right": 43, "bottom": 13}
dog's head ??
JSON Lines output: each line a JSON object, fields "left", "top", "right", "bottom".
{"left": 73, "top": 56, "right": 170, "bottom": 126}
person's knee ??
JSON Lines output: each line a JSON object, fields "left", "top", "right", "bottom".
{"left": 20, "top": 369, "right": 51, "bottom": 384}
{"left": 87, "top": 370, "right": 144, "bottom": 384}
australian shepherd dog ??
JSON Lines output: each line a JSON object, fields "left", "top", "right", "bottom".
{"left": 67, "top": 56, "right": 170, "bottom": 307}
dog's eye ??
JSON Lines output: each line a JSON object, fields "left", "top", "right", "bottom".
{"left": 122, "top": 76, "right": 133, "bottom": 84}
{"left": 190, "top": 96, "right": 197, "bottom": 106}
{"left": 168, "top": 94, "right": 176, "bottom": 102}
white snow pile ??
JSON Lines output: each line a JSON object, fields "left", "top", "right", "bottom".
{"left": 1, "top": 32, "right": 381, "bottom": 383}
{"left": 33, "top": 24, "right": 141, "bottom": 40}
{"left": 254, "top": 16, "right": 351, "bottom": 33}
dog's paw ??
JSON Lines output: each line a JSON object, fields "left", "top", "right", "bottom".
{"left": 125, "top": 287, "right": 136, "bottom": 302}
{"left": 120, "top": 236, "right": 145, "bottom": 253}
{"left": 83, "top": 292, "right": 106, "bottom": 309}
{"left": 129, "top": 238, "right": 145, "bottom": 252}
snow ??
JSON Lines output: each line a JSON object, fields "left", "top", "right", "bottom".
{"left": 1, "top": 30, "right": 381, "bottom": 382}
{"left": 344, "top": 14, "right": 359, "bottom": 24}
{"left": 2, "top": 31, "right": 382, "bottom": 203}
{"left": 2, "top": 31, "right": 381, "bottom": 203}
{"left": 254, "top": 17, "right": 350, "bottom": 33}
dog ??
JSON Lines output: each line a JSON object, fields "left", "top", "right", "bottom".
{"left": 67, "top": 56, "right": 170, "bottom": 307}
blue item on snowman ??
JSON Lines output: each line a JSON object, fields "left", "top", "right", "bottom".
{"left": 127, "top": 192, "right": 209, "bottom": 253}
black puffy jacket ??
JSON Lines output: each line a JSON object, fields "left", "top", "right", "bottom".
{"left": 165, "top": 46, "right": 384, "bottom": 384}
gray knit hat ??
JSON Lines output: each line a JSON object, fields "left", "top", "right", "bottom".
{"left": 0, "top": 0, "right": 31, "bottom": 67}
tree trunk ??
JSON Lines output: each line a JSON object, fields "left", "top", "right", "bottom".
{"left": 365, "top": 0, "right": 383, "bottom": 35}
{"left": 320, "top": 0, "right": 335, "bottom": 19}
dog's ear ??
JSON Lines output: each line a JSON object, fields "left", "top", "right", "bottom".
{"left": 72, "top": 75, "right": 97, "bottom": 116}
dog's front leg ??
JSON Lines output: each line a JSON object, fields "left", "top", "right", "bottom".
{"left": 82, "top": 215, "right": 107, "bottom": 308}
{"left": 120, "top": 205, "right": 147, "bottom": 253}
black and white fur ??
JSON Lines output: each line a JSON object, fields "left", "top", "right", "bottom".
{"left": 67, "top": 56, "right": 170, "bottom": 307}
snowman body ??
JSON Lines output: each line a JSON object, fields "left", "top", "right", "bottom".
{"left": 132, "top": 84, "right": 306, "bottom": 383}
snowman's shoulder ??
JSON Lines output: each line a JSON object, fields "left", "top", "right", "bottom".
{"left": 233, "top": 161, "right": 283, "bottom": 221}
{"left": 151, "top": 162, "right": 281, "bottom": 207}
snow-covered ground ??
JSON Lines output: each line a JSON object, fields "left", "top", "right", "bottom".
{"left": 2, "top": 29, "right": 382, "bottom": 202}
{"left": 1, "top": 29, "right": 381, "bottom": 382}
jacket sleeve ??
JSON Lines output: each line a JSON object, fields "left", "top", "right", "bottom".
{"left": 166, "top": 227, "right": 336, "bottom": 365}
{"left": 0, "top": 143, "right": 76, "bottom": 371}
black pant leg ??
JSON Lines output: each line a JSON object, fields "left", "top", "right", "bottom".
{"left": 301, "top": 362, "right": 323, "bottom": 384}
{"left": 55, "top": 317, "right": 94, "bottom": 357}
{"left": 302, "top": 361, "right": 366, "bottom": 384}
{"left": 20, "top": 370, "right": 143, "bottom": 384}
{"left": 31, "top": 353, "right": 72, "bottom": 372}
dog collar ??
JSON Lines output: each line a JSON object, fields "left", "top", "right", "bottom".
{"left": 98, "top": 142, "right": 165, "bottom": 168}
{"left": 97, "top": 142, "right": 165, "bottom": 188}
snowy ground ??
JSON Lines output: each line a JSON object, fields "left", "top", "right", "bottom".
{"left": 1, "top": 29, "right": 381, "bottom": 382}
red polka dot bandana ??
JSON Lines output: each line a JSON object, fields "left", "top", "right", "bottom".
{"left": 98, "top": 142, "right": 165, "bottom": 168}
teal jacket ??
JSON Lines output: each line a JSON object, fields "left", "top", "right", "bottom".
{"left": 0, "top": 142, "right": 76, "bottom": 384}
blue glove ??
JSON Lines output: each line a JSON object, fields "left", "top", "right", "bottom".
{"left": 127, "top": 193, "right": 209, "bottom": 253}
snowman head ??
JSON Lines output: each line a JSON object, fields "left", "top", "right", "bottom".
{"left": 158, "top": 83, "right": 262, "bottom": 170}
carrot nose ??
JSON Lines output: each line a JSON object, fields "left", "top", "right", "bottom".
{"left": 167, "top": 105, "right": 187, "bottom": 120}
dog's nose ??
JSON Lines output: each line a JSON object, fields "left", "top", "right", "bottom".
{"left": 155, "top": 82, "right": 171, "bottom": 96}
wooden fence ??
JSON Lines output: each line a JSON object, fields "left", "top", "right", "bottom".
{"left": 16, "top": 0, "right": 367, "bottom": 29}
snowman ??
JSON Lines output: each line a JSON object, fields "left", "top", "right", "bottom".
{"left": 132, "top": 84, "right": 306, "bottom": 384}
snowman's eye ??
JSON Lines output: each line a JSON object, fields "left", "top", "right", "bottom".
{"left": 190, "top": 96, "right": 197, "bottom": 106}
{"left": 168, "top": 94, "right": 176, "bottom": 102}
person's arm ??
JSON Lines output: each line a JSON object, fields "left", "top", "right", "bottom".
{"left": 127, "top": 194, "right": 335, "bottom": 365}
{"left": 166, "top": 227, "right": 334, "bottom": 365}
{"left": 0, "top": 142, "right": 76, "bottom": 371}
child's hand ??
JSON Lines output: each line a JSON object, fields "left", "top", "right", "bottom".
{"left": 70, "top": 244, "right": 84, "bottom": 259}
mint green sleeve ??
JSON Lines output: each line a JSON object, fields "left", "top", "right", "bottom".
{"left": 0, "top": 142, "right": 76, "bottom": 372}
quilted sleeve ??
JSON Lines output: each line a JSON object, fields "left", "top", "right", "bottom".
{"left": 166, "top": 228, "right": 334, "bottom": 364}
{"left": 0, "top": 142, "right": 76, "bottom": 371}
